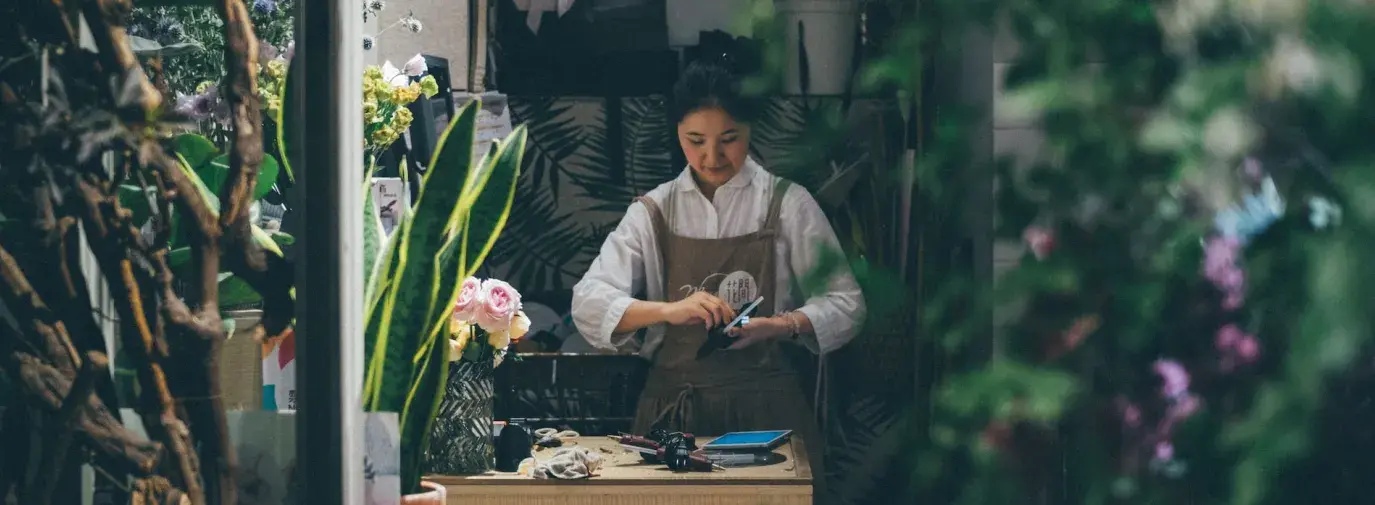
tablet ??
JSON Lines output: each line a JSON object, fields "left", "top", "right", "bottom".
{"left": 702, "top": 430, "right": 792, "bottom": 451}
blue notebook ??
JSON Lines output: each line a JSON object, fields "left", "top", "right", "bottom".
{"left": 702, "top": 430, "right": 792, "bottom": 451}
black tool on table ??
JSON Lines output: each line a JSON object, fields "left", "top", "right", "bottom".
{"left": 494, "top": 423, "right": 532, "bottom": 472}
{"left": 696, "top": 296, "right": 765, "bottom": 359}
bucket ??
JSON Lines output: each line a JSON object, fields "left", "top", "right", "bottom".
{"left": 777, "top": 0, "right": 859, "bottom": 95}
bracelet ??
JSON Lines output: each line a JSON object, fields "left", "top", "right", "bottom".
{"left": 784, "top": 312, "right": 801, "bottom": 340}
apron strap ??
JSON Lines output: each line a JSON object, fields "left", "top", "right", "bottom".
{"left": 651, "top": 383, "right": 696, "bottom": 432}
{"left": 762, "top": 179, "right": 792, "bottom": 231}
{"left": 634, "top": 195, "right": 673, "bottom": 291}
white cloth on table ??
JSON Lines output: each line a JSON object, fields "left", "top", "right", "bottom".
{"left": 571, "top": 157, "right": 867, "bottom": 360}
{"left": 517, "top": 447, "right": 603, "bottom": 479}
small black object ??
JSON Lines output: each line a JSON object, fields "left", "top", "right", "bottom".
{"left": 659, "top": 432, "right": 694, "bottom": 472}
{"left": 535, "top": 435, "right": 563, "bottom": 448}
{"left": 696, "top": 298, "right": 765, "bottom": 359}
{"left": 494, "top": 424, "right": 532, "bottom": 472}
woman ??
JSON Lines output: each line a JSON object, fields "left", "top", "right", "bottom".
{"left": 570, "top": 60, "right": 865, "bottom": 484}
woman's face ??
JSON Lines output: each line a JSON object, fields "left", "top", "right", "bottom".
{"left": 678, "top": 107, "right": 750, "bottom": 189}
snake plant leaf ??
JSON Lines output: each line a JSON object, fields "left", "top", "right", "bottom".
{"left": 275, "top": 58, "right": 298, "bottom": 183}
{"left": 363, "top": 178, "right": 385, "bottom": 292}
{"left": 398, "top": 320, "right": 450, "bottom": 495}
{"left": 363, "top": 102, "right": 479, "bottom": 414}
{"left": 459, "top": 126, "right": 527, "bottom": 276}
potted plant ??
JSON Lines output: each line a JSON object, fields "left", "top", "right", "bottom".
{"left": 426, "top": 277, "right": 530, "bottom": 474}
{"left": 359, "top": 97, "right": 528, "bottom": 501}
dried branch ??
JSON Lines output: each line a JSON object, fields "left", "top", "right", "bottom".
{"left": 214, "top": 0, "right": 262, "bottom": 230}
{"left": 81, "top": 0, "right": 161, "bottom": 113}
{"left": 72, "top": 177, "right": 205, "bottom": 504}
{"left": 27, "top": 351, "right": 108, "bottom": 505}
{"left": 5, "top": 349, "right": 162, "bottom": 477}
{"left": 212, "top": 0, "right": 293, "bottom": 340}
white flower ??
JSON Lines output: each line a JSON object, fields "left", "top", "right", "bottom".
{"left": 367, "top": 0, "right": 385, "bottom": 13}
{"left": 401, "top": 53, "right": 427, "bottom": 78}
{"left": 508, "top": 311, "right": 531, "bottom": 341}
{"left": 1267, "top": 36, "right": 1321, "bottom": 93}
{"left": 1201, "top": 108, "right": 1257, "bottom": 160}
{"left": 362, "top": 35, "right": 375, "bottom": 51}
{"left": 380, "top": 60, "right": 407, "bottom": 87}
{"left": 402, "top": 16, "right": 423, "bottom": 34}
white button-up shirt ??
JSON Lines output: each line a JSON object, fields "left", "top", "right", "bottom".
{"left": 570, "top": 157, "right": 867, "bottom": 359}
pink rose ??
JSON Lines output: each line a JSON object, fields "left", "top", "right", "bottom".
{"left": 1023, "top": 226, "right": 1056, "bottom": 260}
{"left": 476, "top": 279, "right": 521, "bottom": 332}
{"left": 453, "top": 277, "right": 482, "bottom": 322}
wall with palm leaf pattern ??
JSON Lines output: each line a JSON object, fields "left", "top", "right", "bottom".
{"left": 486, "top": 94, "right": 913, "bottom": 505}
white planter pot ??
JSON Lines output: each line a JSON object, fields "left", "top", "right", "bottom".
{"left": 777, "top": 0, "right": 860, "bottom": 95}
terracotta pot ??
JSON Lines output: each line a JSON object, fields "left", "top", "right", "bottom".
{"left": 400, "top": 481, "right": 446, "bottom": 505}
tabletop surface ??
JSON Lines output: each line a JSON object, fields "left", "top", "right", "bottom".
{"left": 429, "top": 436, "right": 812, "bottom": 486}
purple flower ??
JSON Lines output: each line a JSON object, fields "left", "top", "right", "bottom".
{"left": 253, "top": 0, "right": 276, "bottom": 14}
{"left": 1217, "top": 323, "right": 1261, "bottom": 371}
{"left": 259, "top": 40, "right": 278, "bottom": 61}
{"left": 1203, "top": 236, "right": 1246, "bottom": 310}
{"left": 1215, "top": 324, "right": 1244, "bottom": 351}
{"left": 1154, "top": 441, "right": 1174, "bottom": 462}
{"left": 1153, "top": 359, "right": 1190, "bottom": 399}
{"left": 175, "top": 93, "right": 209, "bottom": 119}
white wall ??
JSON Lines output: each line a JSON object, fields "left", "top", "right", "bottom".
{"left": 370, "top": 0, "right": 472, "bottom": 86}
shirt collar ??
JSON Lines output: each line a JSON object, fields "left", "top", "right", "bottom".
{"left": 674, "top": 156, "right": 763, "bottom": 193}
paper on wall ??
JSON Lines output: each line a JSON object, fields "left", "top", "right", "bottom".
{"left": 371, "top": 177, "right": 410, "bottom": 237}
{"left": 261, "top": 331, "right": 296, "bottom": 412}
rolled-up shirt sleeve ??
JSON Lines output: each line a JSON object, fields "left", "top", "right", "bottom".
{"left": 782, "top": 188, "right": 866, "bottom": 355}
{"left": 572, "top": 201, "right": 654, "bottom": 352}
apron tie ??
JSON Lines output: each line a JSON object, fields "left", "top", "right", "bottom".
{"left": 652, "top": 383, "right": 696, "bottom": 432}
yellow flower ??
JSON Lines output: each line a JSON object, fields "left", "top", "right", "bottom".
{"left": 267, "top": 59, "right": 286, "bottom": 78}
{"left": 393, "top": 107, "right": 413, "bottom": 124}
{"left": 419, "top": 75, "right": 439, "bottom": 98}
{"left": 364, "top": 65, "right": 384, "bottom": 81}
{"left": 363, "top": 101, "right": 378, "bottom": 119}
{"left": 391, "top": 85, "right": 420, "bottom": 105}
{"left": 449, "top": 322, "right": 472, "bottom": 362}
{"left": 509, "top": 311, "right": 531, "bottom": 342}
{"left": 370, "top": 126, "right": 395, "bottom": 144}
{"left": 487, "top": 329, "right": 511, "bottom": 350}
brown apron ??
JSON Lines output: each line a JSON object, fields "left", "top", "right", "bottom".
{"left": 631, "top": 179, "right": 826, "bottom": 499}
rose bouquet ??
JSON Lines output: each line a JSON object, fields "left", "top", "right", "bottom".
{"left": 448, "top": 277, "right": 529, "bottom": 367}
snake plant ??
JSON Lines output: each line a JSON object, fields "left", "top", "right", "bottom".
{"left": 359, "top": 101, "right": 527, "bottom": 493}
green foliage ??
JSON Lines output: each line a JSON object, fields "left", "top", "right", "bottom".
{"left": 360, "top": 101, "right": 528, "bottom": 493}
{"left": 128, "top": 0, "right": 295, "bottom": 94}
{"left": 116, "top": 132, "right": 293, "bottom": 310}
{"left": 845, "top": 0, "right": 1375, "bottom": 504}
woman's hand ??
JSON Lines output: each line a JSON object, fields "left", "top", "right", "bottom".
{"left": 726, "top": 316, "right": 790, "bottom": 350}
{"left": 660, "top": 292, "right": 737, "bottom": 329}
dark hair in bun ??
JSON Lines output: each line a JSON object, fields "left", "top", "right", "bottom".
{"left": 670, "top": 58, "right": 758, "bottom": 125}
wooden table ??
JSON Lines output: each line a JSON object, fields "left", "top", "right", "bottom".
{"left": 430, "top": 436, "right": 813, "bottom": 505}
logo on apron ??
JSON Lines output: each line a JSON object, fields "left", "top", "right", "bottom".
{"left": 678, "top": 271, "right": 760, "bottom": 308}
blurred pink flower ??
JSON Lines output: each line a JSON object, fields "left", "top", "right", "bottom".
{"left": 1023, "top": 226, "right": 1056, "bottom": 260}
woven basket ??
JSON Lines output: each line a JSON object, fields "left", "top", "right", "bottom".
{"left": 425, "top": 357, "right": 495, "bottom": 475}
